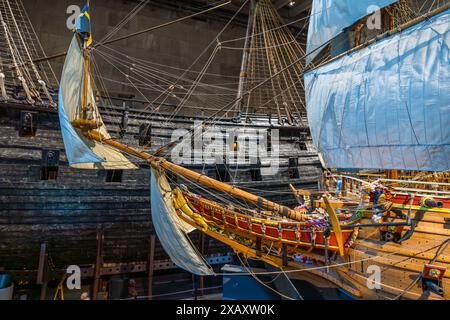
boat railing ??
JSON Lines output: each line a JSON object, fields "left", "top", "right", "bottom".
{"left": 323, "top": 173, "right": 450, "bottom": 199}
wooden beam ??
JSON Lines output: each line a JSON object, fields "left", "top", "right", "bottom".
{"left": 86, "top": 130, "right": 305, "bottom": 222}
{"left": 323, "top": 197, "right": 345, "bottom": 256}
{"left": 289, "top": 184, "right": 303, "bottom": 205}
{"left": 282, "top": 243, "right": 288, "bottom": 267}
{"left": 256, "top": 237, "right": 262, "bottom": 257}
{"left": 147, "top": 234, "right": 156, "bottom": 300}
{"left": 92, "top": 229, "right": 104, "bottom": 300}
{"left": 199, "top": 233, "right": 205, "bottom": 297}
{"left": 37, "top": 243, "right": 48, "bottom": 300}
{"left": 36, "top": 243, "right": 47, "bottom": 284}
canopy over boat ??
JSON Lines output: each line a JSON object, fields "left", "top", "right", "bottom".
{"left": 306, "top": 0, "right": 398, "bottom": 64}
{"left": 304, "top": 8, "right": 450, "bottom": 171}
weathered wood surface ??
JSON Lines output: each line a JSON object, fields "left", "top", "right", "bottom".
{"left": 0, "top": 103, "right": 321, "bottom": 270}
{"left": 342, "top": 209, "right": 450, "bottom": 300}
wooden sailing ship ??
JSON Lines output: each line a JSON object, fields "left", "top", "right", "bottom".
{"left": 296, "top": 0, "right": 450, "bottom": 299}
{"left": 1, "top": 0, "right": 448, "bottom": 300}
{"left": 53, "top": 0, "right": 450, "bottom": 300}
{"left": 0, "top": 0, "right": 321, "bottom": 298}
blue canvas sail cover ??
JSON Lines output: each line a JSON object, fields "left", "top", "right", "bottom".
{"left": 58, "top": 18, "right": 136, "bottom": 169}
{"left": 306, "top": 0, "right": 398, "bottom": 64}
{"left": 304, "top": 9, "right": 450, "bottom": 171}
{"left": 150, "top": 169, "right": 214, "bottom": 276}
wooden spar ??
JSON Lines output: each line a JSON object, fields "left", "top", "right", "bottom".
{"left": 147, "top": 234, "right": 156, "bottom": 300}
{"left": 235, "top": 0, "right": 254, "bottom": 113}
{"left": 84, "top": 130, "right": 304, "bottom": 221}
{"left": 387, "top": 170, "right": 399, "bottom": 180}
{"left": 82, "top": 36, "right": 90, "bottom": 119}
{"left": 92, "top": 229, "right": 104, "bottom": 301}
{"left": 323, "top": 197, "right": 344, "bottom": 256}
{"left": 289, "top": 184, "right": 303, "bottom": 205}
{"left": 37, "top": 243, "right": 48, "bottom": 300}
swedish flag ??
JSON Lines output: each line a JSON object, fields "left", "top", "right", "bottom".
{"left": 75, "top": 1, "right": 92, "bottom": 47}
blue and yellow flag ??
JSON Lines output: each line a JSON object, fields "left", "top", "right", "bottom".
{"left": 75, "top": 1, "right": 92, "bottom": 47}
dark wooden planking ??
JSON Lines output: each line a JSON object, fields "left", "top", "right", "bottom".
{"left": 0, "top": 102, "right": 320, "bottom": 271}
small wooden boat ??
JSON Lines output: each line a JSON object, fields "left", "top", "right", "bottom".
{"left": 179, "top": 190, "right": 358, "bottom": 252}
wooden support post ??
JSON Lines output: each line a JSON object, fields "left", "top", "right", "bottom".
{"left": 92, "top": 229, "right": 104, "bottom": 301}
{"left": 193, "top": 275, "right": 198, "bottom": 300}
{"left": 323, "top": 197, "right": 345, "bottom": 256}
{"left": 199, "top": 233, "right": 205, "bottom": 297}
{"left": 37, "top": 243, "right": 48, "bottom": 300}
{"left": 388, "top": 170, "right": 399, "bottom": 180}
{"left": 147, "top": 234, "right": 156, "bottom": 300}
{"left": 256, "top": 237, "right": 262, "bottom": 257}
{"left": 324, "top": 236, "right": 329, "bottom": 273}
{"left": 282, "top": 243, "right": 288, "bottom": 267}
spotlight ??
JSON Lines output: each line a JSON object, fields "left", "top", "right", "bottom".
{"left": 289, "top": 1, "right": 296, "bottom": 6}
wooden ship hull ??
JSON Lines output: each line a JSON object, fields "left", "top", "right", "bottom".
{"left": 0, "top": 0, "right": 324, "bottom": 299}
{"left": 0, "top": 99, "right": 321, "bottom": 287}
{"left": 2, "top": 0, "right": 449, "bottom": 301}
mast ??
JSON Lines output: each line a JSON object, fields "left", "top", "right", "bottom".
{"left": 62, "top": 0, "right": 304, "bottom": 221}
{"left": 82, "top": 33, "right": 90, "bottom": 120}
{"left": 84, "top": 130, "right": 304, "bottom": 222}
{"left": 235, "top": 0, "right": 255, "bottom": 114}
{"left": 71, "top": 1, "right": 101, "bottom": 131}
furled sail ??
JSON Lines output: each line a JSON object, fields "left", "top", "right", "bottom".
{"left": 306, "top": 0, "right": 398, "bottom": 64}
{"left": 304, "top": 9, "right": 450, "bottom": 171}
{"left": 150, "top": 169, "right": 214, "bottom": 276}
{"left": 58, "top": 4, "right": 136, "bottom": 169}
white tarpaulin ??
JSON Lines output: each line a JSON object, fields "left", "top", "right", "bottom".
{"left": 307, "top": 0, "right": 398, "bottom": 64}
{"left": 304, "top": 9, "right": 450, "bottom": 171}
{"left": 151, "top": 169, "right": 214, "bottom": 276}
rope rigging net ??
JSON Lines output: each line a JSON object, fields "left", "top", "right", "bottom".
{"left": 0, "top": 0, "right": 57, "bottom": 106}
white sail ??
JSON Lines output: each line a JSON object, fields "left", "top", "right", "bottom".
{"left": 58, "top": 36, "right": 137, "bottom": 169}
{"left": 150, "top": 169, "right": 215, "bottom": 276}
{"left": 304, "top": 9, "right": 450, "bottom": 171}
{"left": 307, "top": 0, "right": 398, "bottom": 64}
